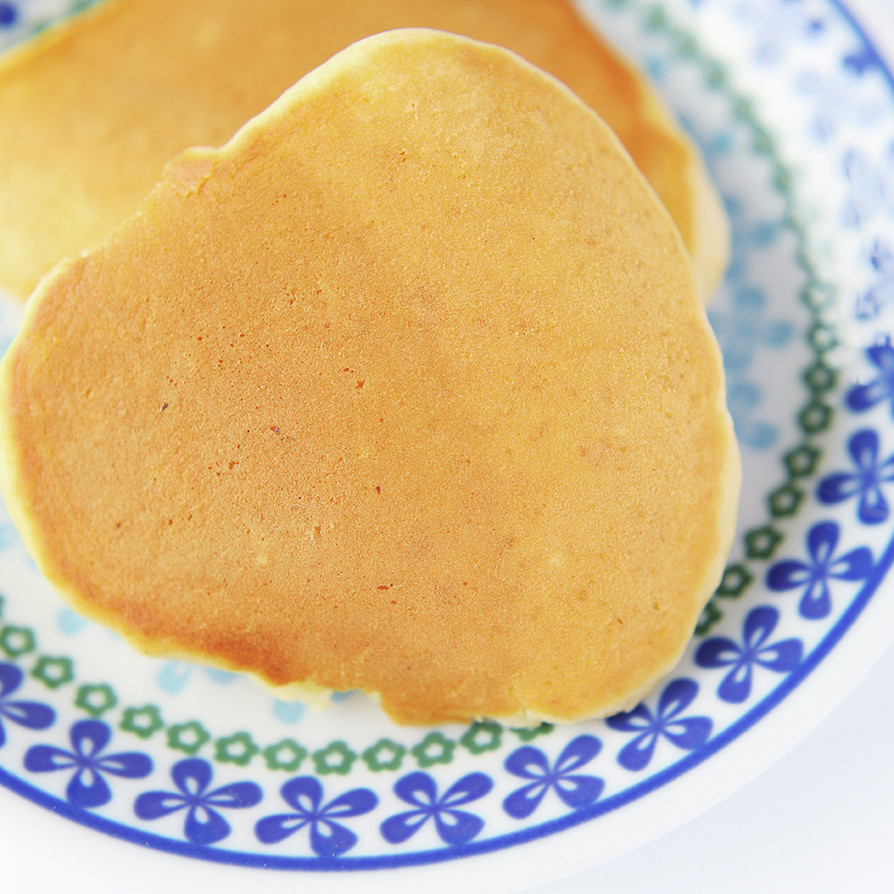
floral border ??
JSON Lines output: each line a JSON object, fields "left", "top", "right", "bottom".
{"left": 2, "top": 499, "right": 893, "bottom": 869}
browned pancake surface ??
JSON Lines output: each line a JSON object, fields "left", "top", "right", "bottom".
{"left": 0, "top": 30, "right": 739, "bottom": 724}
{"left": 0, "top": 0, "right": 726, "bottom": 301}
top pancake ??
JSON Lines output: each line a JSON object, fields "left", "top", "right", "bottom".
{"left": 0, "top": 0, "right": 728, "bottom": 302}
{"left": 0, "top": 29, "right": 739, "bottom": 725}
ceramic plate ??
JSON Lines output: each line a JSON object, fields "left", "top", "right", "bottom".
{"left": 2, "top": 1, "right": 894, "bottom": 891}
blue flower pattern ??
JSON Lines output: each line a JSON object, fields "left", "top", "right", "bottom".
{"left": 503, "top": 735, "right": 603, "bottom": 819}
{"left": 797, "top": 66, "right": 885, "bottom": 142}
{"left": 843, "top": 42, "right": 885, "bottom": 77}
{"left": 736, "top": 0, "right": 825, "bottom": 64}
{"left": 0, "top": 3, "right": 18, "bottom": 28}
{"left": 380, "top": 772, "right": 493, "bottom": 846}
{"left": 696, "top": 607, "right": 803, "bottom": 703}
{"left": 722, "top": 197, "right": 782, "bottom": 284}
{"left": 710, "top": 286, "right": 794, "bottom": 375}
{"left": 606, "top": 679, "right": 712, "bottom": 772}
{"left": 135, "top": 758, "right": 262, "bottom": 845}
{"left": 24, "top": 719, "right": 152, "bottom": 808}
{"left": 255, "top": 776, "right": 377, "bottom": 857}
{"left": 0, "top": 519, "right": 17, "bottom": 550}
{"left": 56, "top": 607, "right": 90, "bottom": 635}
{"left": 726, "top": 380, "right": 778, "bottom": 450}
{"left": 855, "top": 240, "right": 894, "bottom": 322}
{"left": 818, "top": 429, "right": 894, "bottom": 523}
{"left": 847, "top": 340, "right": 894, "bottom": 416}
{"left": 767, "top": 521, "right": 874, "bottom": 619}
{"left": 842, "top": 148, "right": 894, "bottom": 230}
{"left": 706, "top": 194, "right": 786, "bottom": 453}
{"left": 156, "top": 660, "right": 238, "bottom": 695}
{"left": 272, "top": 699, "right": 306, "bottom": 724}
{"left": 0, "top": 662, "right": 54, "bottom": 747}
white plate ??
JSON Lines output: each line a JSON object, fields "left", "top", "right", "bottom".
{"left": 2, "top": 1, "right": 894, "bottom": 891}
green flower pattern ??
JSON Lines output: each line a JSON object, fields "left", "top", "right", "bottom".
{"left": 74, "top": 684, "right": 118, "bottom": 718}
{"left": 167, "top": 721, "right": 211, "bottom": 755}
{"left": 119, "top": 705, "right": 165, "bottom": 739}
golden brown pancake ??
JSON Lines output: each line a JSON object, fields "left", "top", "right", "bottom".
{"left": 0, "top": 29, "right": 739, "bottom": 725}
{"left": 0, "top": 0, "right": 727, "bottom": 302}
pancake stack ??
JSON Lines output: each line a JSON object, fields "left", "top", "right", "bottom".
{"left": 0, "top": 0, "right": 728, "bottom": 302}
{"left": 0, "top": 28, "right": 739, "bottom": 725}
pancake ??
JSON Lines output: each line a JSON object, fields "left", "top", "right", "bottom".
{"left": 0, "top": 0, "right": 728, "bottom": 303}
{"left": 0, "top": 29, "right": 740, "bottom": 725}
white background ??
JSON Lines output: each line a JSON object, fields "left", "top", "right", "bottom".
{"left": 2, "top": 1, "right": 893, "bottom": 891}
